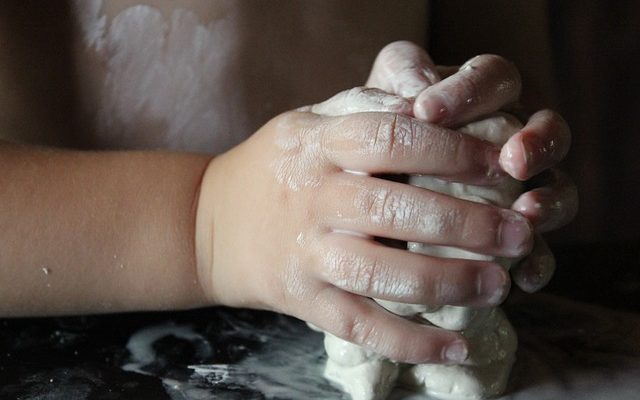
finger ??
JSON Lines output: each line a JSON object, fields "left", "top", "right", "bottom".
{"left": 304, "top": 87, "right": 413, "bottom": 116}
{"left": 511, "top": 169, "right": 579, "bottom": 232}
{"left": 500, "top": 109, "right": 572, "bottom": 181}
{"left": 317, "top": 233, "right": 510, "bottom": 307}
{"left": 317, "top": 111, "right": 505, "bottom": 185}
{"left": 321, "top": 173, "right": 534, "bottom": 258}
{"left": 414, "top": 54, "right": 522, "bottom": 127}
{"left": 511, "top": 235, "right": 555, "bottom": 293}
{"left": 303, "top": 285, "right": 469, "bottom": 363}
{"left": 366, "top": 41, "right": 441, "bottom": 98}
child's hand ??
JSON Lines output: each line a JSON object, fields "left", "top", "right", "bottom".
{"left": 194, "top": 88, "right": 533, "bottom": 364}
{"left": 367, "top": 41, "right": 578, "bottom": 293}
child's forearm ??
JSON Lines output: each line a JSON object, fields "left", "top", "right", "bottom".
{"left": 0, "top": 141, "right": 213, "bottom": 316}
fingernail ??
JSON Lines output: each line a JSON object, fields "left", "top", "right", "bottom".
{"left": 512, "top": 188, "right": 553, "bottom": 229}
{"left": 520, "top": 254, "right": 555, "bottom": 293}
{"left": 522, "top": 133, "right": 553, "bottom": 177}
{"left": 499, "top": 140, "right": 525, "bottom": 181}
{"left": 498, "top": 210, "right": 533, "bottom": 256}
{"left": 500, "top": 141, "right": 516, "bottom": 175}
{"left": 444, "top": 340, "right": 468, "bottom": 363}
{"left": 478, "top": 267, "right": 509, "bottom": 305}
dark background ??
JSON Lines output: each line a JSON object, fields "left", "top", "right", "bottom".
{"left": 430, "top": 0, "right": 640, "bottom": 246}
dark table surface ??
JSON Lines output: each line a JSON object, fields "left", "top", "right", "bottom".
{"left": 1, "top": 242, "right": 639, "bottom": 400}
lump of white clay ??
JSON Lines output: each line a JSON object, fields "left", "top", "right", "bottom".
{"left": 323, "top": 113, "right": 523, "bottom": 400}
{"left": 324, "top": 333, "right": 400, "bottom": 400}
{"left": 400, "top": 309, "right": 517, "bottom": 400}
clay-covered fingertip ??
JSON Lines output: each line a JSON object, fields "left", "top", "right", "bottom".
{"left": 443, "top": 339, "right": 469, "bottom": 363}
{"left": 414, "top": 92, "right": 448, "bottom": 124}
{"left": 513, "top": 253, "right": 555, "bottom": 293}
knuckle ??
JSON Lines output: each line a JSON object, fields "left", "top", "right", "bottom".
{"left": 455, "top": 66, "right": 482, "bottom": 100}
{"left": 447, "top": 131, "right": 467, "bottom": 166}
{"left": 415, "top": 125, "right": 463, "bottom": 167}
{"left": 275, "top": 109, "right": 305, "bottom": 126}
{"left": 358, "top": 256, "right": 382, "bottom": 295}
{"left": 317, "top": 120, "right": 334, "bottom": 157}
{"left": 270, "top": 110, "right": 320, "bottom": 141}
{"left": 433, "top": 272, "right": 454, "bottom": 304}
{"left": 377, "top": 42, "right": 398, "bottom": 63}
{"left": 536, "top": 108, "right": 556, "bottom": 120}
{"left": 480, "top": 54, "right": 520, "bottom": 79}
{"left": 346, "top": 86, "right": 368, "bottom": 99}
{"left": 357, "top": 186, "right": 384, "bottom": 220}
{"left": 383, "top": 268, "right": 424, "bottom": 302}
{"left": 473, "top": 54, "right": 522, "bottom": 98}
{"left": 372, "top": 113, "right": 415, "bottom": 160}
{"left": 361, "top": 257, "right": 396, "bottom": 297}
{"left": 378, "top": 40, "right": 416, "bottom": 62}
{"left": 458, "top": 205, "right": 486, "bottom": 245}
{"left": 266, "top": 111, "right": 293, "bottom": 132}
{"left": 324, "top": 248, "right": 379, "bottom": 295}
{"left": 379, "top": 188, "right": 400, "bottom": 229}
{"left": 479, "top": 53, "right": 511, "bottom": 69}
{"left": 355, "top": 254, "right": 422, "bottom": 301}
{"left": 368, "top": 186, "right": 414, "bottom": 231}
{"left": 371, "top": 42, "right": 417, "bottom": 89}
{"left": 365, "top": 187, "right": 394, "bottom": 227}
{"left": 342, "top": 314, "right": 376, "bottom": 347}
{"left": 275, "top": 259, "right": 315, "bottom": 315}
{"left": 372, "top": 113, "right": 397, "bottom": 157}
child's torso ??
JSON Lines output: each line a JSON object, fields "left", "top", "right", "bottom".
{"left": 71, "top": 0, "right": 428, "bottom": 153}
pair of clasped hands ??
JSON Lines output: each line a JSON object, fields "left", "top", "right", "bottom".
{"left": 196, "top": 42, "right": 578, "bottom": 365}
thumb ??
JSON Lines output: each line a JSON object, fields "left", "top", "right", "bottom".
{"left": 366, "top": 41, "right": 441, "bottom": 99}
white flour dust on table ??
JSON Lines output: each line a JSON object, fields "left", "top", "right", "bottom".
{"left": 119, "top": 309, "right": 346, "bottom": 399}
{"left": 116, "top": 298, "right": 640, "bottom": 400}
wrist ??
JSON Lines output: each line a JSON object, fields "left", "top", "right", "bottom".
{"left": 194, "top": 155, "right": 223, "bottom": 305}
